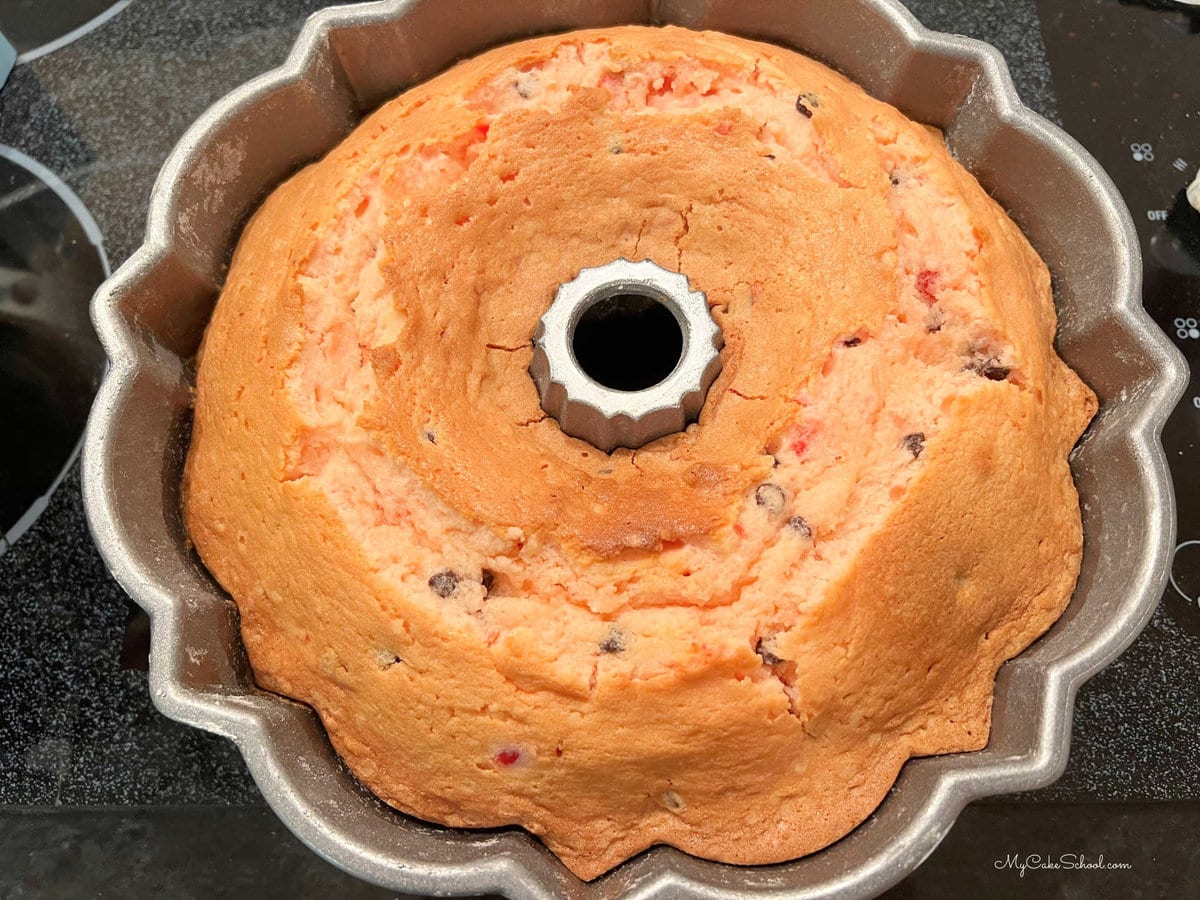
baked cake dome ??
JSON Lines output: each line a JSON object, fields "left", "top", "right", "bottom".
{"left": 183, "top": 26, "right": 1096, "bottom": 879}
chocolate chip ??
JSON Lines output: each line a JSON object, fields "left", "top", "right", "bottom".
{"left": 754, "top": 483, "right": 787, "bottom": 514}
{"left": 764, "top": 153, "right": 777, "bottom": 161}
{"left": 599, "top": 630, "right": 626, "bottom": 654}
{"left": 661, "top": 790, "right": 685, "bottom": 813}
{"left": 428, "top": 570, "right": 459, "bottom": 598}
{"left": 890, "top": 174, "right": 902, "bottom": 187}
{"left": 373, "top": 648, "right": 403, "bottom": 669}
{"left": 787, "top": 516, "right": 813, "bottom": 539}
{"left": 902, "top": 432, "right": 926, "bottom": 458}
{"left": 755, "top": 637, "right": 783, "bottom": 666}
{"left": 423, "top": 430, "right": 436, "bottom": 444}
{"left": 841, "top": 336, "right": 862, "bottom": 348}
{"left": 795, "top": 92, "right": 820, "bottom": 118}
{"left": 965, "top": 357, "right": 1011, "bottom": 381}
{"left": 481, "top": 570, "right": 496, "bottom": 594}
{"left": 513, "top": 73, "right": 537, "bottom": 99}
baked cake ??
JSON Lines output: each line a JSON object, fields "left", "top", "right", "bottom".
{"left": 183, "top": 26, "right": 1097, "bottom": 879}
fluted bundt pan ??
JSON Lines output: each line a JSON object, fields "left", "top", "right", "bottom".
{"left": 82, "top": 1, "right": 1187, "bottom": 897}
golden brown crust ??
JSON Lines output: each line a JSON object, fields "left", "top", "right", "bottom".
{"left": 184, "top": 26, "right": 1096, "bottom": 880}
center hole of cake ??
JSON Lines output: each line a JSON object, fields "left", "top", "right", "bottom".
{"left": 571, "top": 292, "right": 684, "bottom": 392}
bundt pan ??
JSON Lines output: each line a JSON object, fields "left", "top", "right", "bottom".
{"left": 82, "top": 0, "right": 1187, "bottom": 897}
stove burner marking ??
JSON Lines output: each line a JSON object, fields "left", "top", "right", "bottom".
{"left": 1169, "top": 540, "right": 1200, "bottom": 607}
{"left": 1131, "top": 142, "right": 1156, "bottom": 162}
{"left": 0, "top": 145, "right": 109, "bottom": 555}
{"left": 1173, "top": 317, "right": 1200, "bottom": 340}
{"left": 13, "top": 1, "right": 131, "bottom": 64}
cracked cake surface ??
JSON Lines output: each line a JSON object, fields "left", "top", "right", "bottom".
{"left": 183, "top": 25, "right": 1097, "bottom": 880}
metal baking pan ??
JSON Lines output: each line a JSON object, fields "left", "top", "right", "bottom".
{"left": 81, "top": 0, "right": 1188, "bottom": 896}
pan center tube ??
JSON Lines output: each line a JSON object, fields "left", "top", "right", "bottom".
{"left": 529, "top": 258, "right": 724, "bottom": 453}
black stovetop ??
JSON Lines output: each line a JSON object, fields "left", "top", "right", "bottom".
{"left": 0, "top": 1, "right": 1197, "bottom": 897}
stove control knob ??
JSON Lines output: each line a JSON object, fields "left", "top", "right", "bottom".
{"left": 1155, "top": 180, "right": 1200, "bottom": 274}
